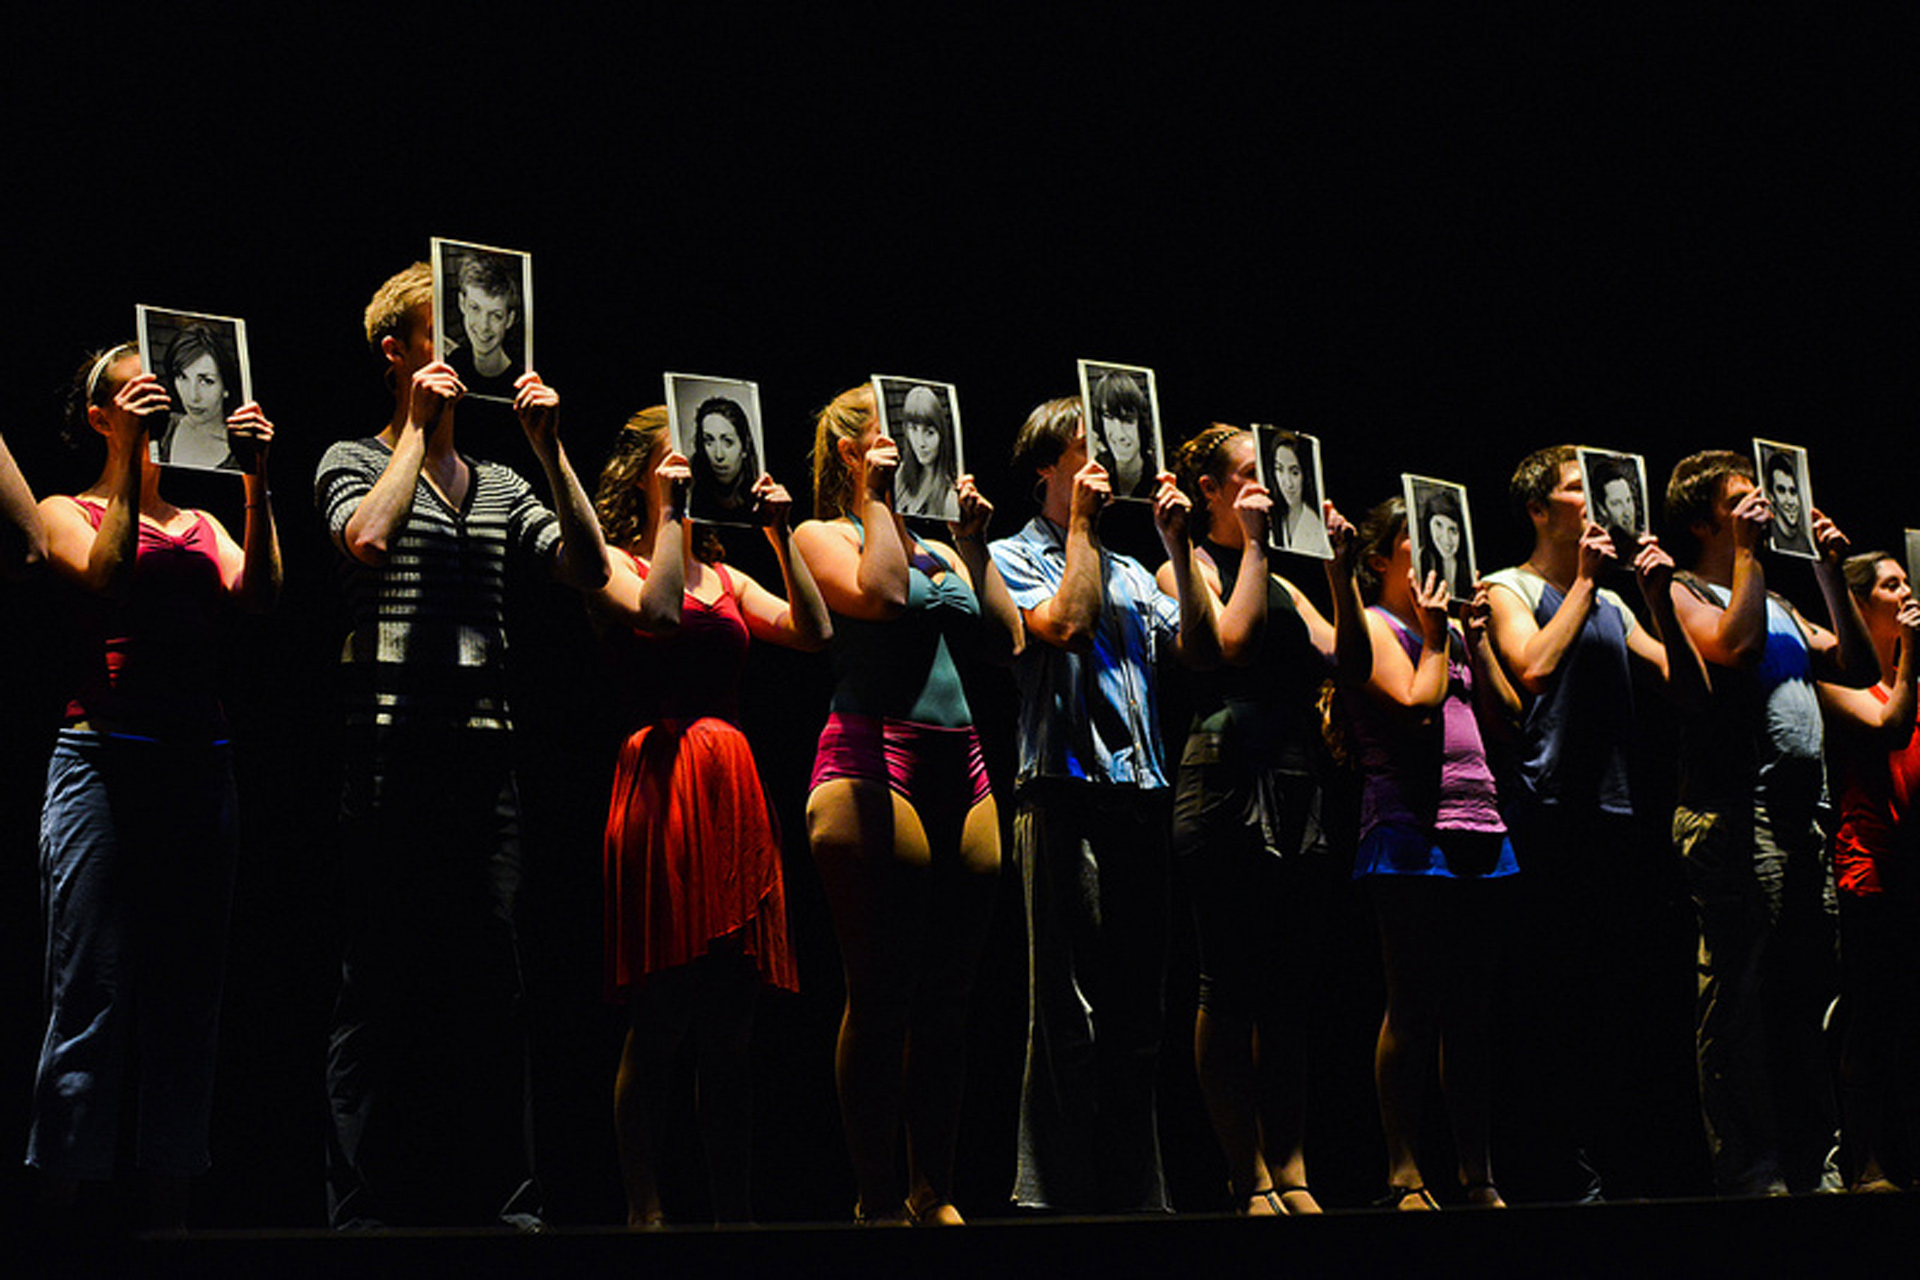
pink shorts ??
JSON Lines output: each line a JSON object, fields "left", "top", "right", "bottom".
{"left": 810, "top": 713, "right": 992, "bottom": 810}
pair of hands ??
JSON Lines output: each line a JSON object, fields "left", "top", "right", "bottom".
{"left": 1218, "top": 480, "right": 1360, "bottom": 564}
{"left": 856, "top": 431, "right": 995, "bottom": 540}
{"left": 652, "top": 449, "right": 798, "bottom": 531}
{"left": 105, "top": 371, "right": 274, "bottom": 473}
{"left": 1064, "top": 458, "right": 1194, "bottom": 546}
{"left": 409, "top": 362, "right": 560, "bottom": 447}
{"left": 1723, "top": 486, "right": 1850, "bottom": 562}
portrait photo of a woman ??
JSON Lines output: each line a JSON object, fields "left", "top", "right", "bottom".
{"left": 880, "top": 379, "right": 961, "bottom": 522}
{"left": 1259, "top": 427, "right": 1331, "bottom": 558}
{"left": 667, "top": 374, "right": 767, "bottom": 528}
{"left": 139, "top": 309, "right": 249, "bottom": 473}
{"left": 1405, "top": 476, "right": 1476, "bottom": 601}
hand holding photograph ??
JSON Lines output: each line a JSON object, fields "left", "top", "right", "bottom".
{"left": 1254, "top": 425, "right": 1332, "bottom": 560}
{"left": 135, "top": 305, "right": 253, "bottom": 474}
{"left": 1077, "top": 359, "right": 1164, "bottom": 502}
{"left": 1402, "top": 473, "right": 1479, "bottom": 605}
{"left": 873, "top": 376, "right": 965, "bottom": 523}
{"left": 431, "top": 237, "right": 533, "bottom": 403}
{"left": 1576, "top": 446, "right": 1650, "bottom": 552}
{"left": 1751, "top": 438, "right": 1817, "bottom": 560}
{"left": 666, "top": 373, "right": 767, "bottom": 527}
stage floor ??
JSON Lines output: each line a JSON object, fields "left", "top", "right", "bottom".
{"left": 17, "top": 1194, "right": 1917, "bottom": 1279}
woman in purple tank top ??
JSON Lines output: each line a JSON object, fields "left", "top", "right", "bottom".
{"left": 1344, "top": 496, "right": 1520, "bottom": 1211}
{"left": 27, "top": 343, "right": 280, "bottom": 1230}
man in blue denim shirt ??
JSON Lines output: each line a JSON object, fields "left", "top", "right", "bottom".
{"left": 990, "top": 395, "right": 1217, "bottom": 1212}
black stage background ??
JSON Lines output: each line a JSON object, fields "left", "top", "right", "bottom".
{"left": 2, "top": 3, "right": 1914, "bottom": 1238}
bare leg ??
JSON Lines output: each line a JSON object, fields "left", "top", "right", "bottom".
{"left": 1256, "top": 1024, "right": 1321, "bottom": 1213}
{"left": 903, "top": 797, "right": 1000, "bottom": 1224}
{"left": 694, "top": 959, "right": 760, "bottom": 1223}
{"left": 809, "top": 779, "right": 927, "bottom": 1222}
{"left": 615, "top": 975, "right": 693, "bottom": 1227}
{"left": 1196, "top": 1007, "right": 1273, "bottom": 1210}
{"left": 1374, "top": 881, "right": 1441, "bottom": 1206}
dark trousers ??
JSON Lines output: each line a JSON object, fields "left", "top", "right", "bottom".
{"left": 325, "top": 732, "right": 541, "bottom": 1227}
{"left": 1674, "top": 798, "right": 1840, "bottom": 1195}
{"left": 1012, "top": 780, "right": 1171, "bottom": 1212}
{"left": 28, "top": 731, "right": 237, "bottom": 1180}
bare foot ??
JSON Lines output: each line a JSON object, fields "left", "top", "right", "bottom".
{"left": 1277, "top": 1187, "right": 1323, "bottom": 1215}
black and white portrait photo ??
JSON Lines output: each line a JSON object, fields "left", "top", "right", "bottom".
{"left": 1576, "top": 446, "right": 1650, "bottom": 549}
{"left": 1752, "top": 438, "right": 1817, "bottom": 560}
{"left": 431, "top": 237, "right": 532, "bottom": 403}
{"left": 135, "top": 305, "right": 252, "bottom": 474}
{"left": 1907, "top": 530, "right": 1920, "bottom": 592}
{"left": 1077, "top": 359, "right": 1163, "bottom": 502}
{"left": 665, "top": 373, "right": 766, "bottom": 527}
{"left": 874, "top": 376, "right": 964, "bottom": 523}
{"left": 1403, "top": 473, "right": 1478, "bottom": 602}
{"left": 1254, "top": 426, "right": 1331, "bottom": 559}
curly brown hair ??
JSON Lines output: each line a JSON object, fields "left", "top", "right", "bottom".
{"left": 595, "top": 406, "right": 724, "bottom": 562}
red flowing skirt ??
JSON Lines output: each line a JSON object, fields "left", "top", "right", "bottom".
{"left": 603, "top": 717, "right": 798, "bottom": 999}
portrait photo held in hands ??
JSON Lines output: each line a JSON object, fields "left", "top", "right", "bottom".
{"left": 666, "top": 373, "right": 766, "bottom": 527}
{"left": 874, "top": 376, "right": 964, "bottom": 523}
{"left": 136, "top": 306, "right": 252, "bottom": 474}
{"left": 1753, "top": 438, "right": 1817, "bottom": 560}
{"left": 1576, "top": 446, "right": 1650, "bottom": 553}
{"left": 1255, "top": 425, "right": 1332, "bottom": 559}
{"left": 1403, "top": 473, "right": 1478, "bottom": 604}
{"left": 1077, "top": 359, "right": 1163, "bottom": 501}
{"left": 431, "top": 237, "right": 532, "bottom": 403}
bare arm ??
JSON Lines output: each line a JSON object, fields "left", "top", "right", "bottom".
{"left": 0, "top": 430, "right": 45, "bottom": 580}
{"left": 1630, "top": 535, "right": 1711, "bottom": 712}
{"left": 1804, "top": 508, "right": 1879, "bottom": 689}
{"left": 738, "top": 473, "right": 830, "bottom": 651}
{"left": 1490, "top": 523, "right": 1612, "bottom": 694}
{"left": 1363, "top": 570, "right": 1452, "bottom": 717}
{"left": 1466, "top": 581, "right": 1523, "bottom": 734}
{"left": 1817, "top": 600, "right": 1919, "bottom": 751}
{"left": 948, "top": 474, "right": 1022, "bottom": 664}
{"left": 1674, "top": 487, "right": 1771, "bottom": 669}
{"left": 226, "top": 401, "right": 282, "bottom": 613}
{"left": 1210, "top": 484, "right": 1274, "bottom": 667}
{"left": 1158, "top": 473, "right": 1221, "bottom": 669}
{"left": 43, "top": 373, "right": 163, "bottom": 596}
{"left": 516, "top": 374, "right": 610, "bottom": 592}
{"left": 1023, "top": 461, "right": 1108, "bottom": 650}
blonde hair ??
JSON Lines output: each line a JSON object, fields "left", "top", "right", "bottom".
{"left": 811, "top": 383, "right": 877, "bottom": 520}
{"left": 363, "top": 261, "right": 434, "bottom": 357}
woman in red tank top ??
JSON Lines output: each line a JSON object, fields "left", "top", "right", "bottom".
{"left": 1818, "top": 551, "right": 1920, "bottom": 1192}
{"left": 589, "top": 405, "right": 829, "bottom": 1227}
{"left": 27, "top": 342, "right": 280, "bottom": 1230}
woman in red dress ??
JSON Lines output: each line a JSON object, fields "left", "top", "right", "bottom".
{"left": 591, "top": 406, "right": 830, "bottom": 1225}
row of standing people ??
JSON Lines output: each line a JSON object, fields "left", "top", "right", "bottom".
{"left": 14, "top": 261, "right": 1917, "bottom": 1227}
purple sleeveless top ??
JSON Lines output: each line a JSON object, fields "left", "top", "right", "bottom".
{"left": 1349, "top": 605, "right": 1504, "bottom": 840}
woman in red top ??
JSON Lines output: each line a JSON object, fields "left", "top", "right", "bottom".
{"left": 1818, "top": 550, "right": 1920, "bottom": 1191}
{"left": 27, "top": 342, "right": 280, "bottom": 1230}
{"left": 590, "top": 406, "right": 830, "bottom": 1226}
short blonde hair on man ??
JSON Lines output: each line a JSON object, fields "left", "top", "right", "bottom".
{"left": 363, "top": 261, "right": 434, "bottom": 357}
